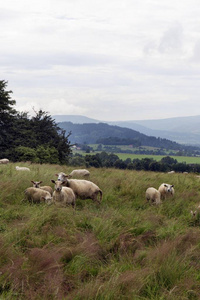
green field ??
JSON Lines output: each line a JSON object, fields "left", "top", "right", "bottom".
{"left": 74, "top": 149, "right": 200, "bottom": 164}
{"left": 1, "top": 162, "right": 200, "bottom": 298}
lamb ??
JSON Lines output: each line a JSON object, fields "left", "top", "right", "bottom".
{"left": 24, "top": 187, "right": 53, "bottom": 205}
{"left": 68, "top": 169, "right": 90, "bottom": 178}
{"left": 31, "top": 181, "right": 53, "bottom": 196}
{"left": 158, "top": 183, "right": 174, "bottom": 200}
{"left": 0, "top": 158, "right": 9, "bottom": 164}
{"left": 16, "top": 166, "right": 30, "bottom": 171}
{"left": 145, "top": 187, "right": 161, "bottom": 205}
{"left": 51, "top": 180, "right": 76, "bottom": 208}
{"left": 55, "top": 172, "right": 102, "bottom": 204}
{"left": 191, "top": 205, "right": 200, "bottom": 218}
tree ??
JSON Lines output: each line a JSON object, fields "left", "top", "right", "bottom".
{"left": 0, "top": 80, "right": 17, "bottom": 154}
{"left": 0, "top": 81, "right": 72, "bottom": 164}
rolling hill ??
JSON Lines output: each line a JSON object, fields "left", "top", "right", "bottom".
{"left": 53, "top": 114, "right": 200, "bottom": 145}
{"left": 58, "top": 121, "right": 192, "bottom": 151}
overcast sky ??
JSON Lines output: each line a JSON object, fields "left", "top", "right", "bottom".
{"left": 1, "top": 0, "right": 200, "bottom": 121}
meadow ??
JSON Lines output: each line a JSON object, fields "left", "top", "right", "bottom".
{"left": 74, "top": 149, "right": 200, "bottom": 164}
{"left": 1, "top": 162, "right": 200, "bottom": 299}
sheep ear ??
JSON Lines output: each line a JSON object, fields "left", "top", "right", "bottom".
{"left": 55, "top": 174, "right": 58, "bottom": 176}
{"left": 51, "top": 180, "right": 56, "bottom": 184}
{"left": 31, "top": 180, "right": 35, "bottom": 184}
{"left": 39, "top": 181, "right": 43, "bottom": 184}
{"left": 171, "top": 185, "right": 174, "bottom": 187}
{"left": 61, "top": 181, "right": 66, "bottom": 185}
{"left": 164, "top": 184, "right": 168, "bottom": 187}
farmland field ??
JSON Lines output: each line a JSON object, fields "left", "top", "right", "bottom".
{"left": 74, "top": 149, "right": 200, "bottom": 164}
{"left": 1, "top": 162, "right": 200, "bottom": 299}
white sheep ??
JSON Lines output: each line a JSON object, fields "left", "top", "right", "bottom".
{"left": 158, "top": 183, "right": 174, "bottom": 200}
{"left": 168, "top": 171, "right": 175, "bottom": 174}
{"left": 145, "top": 187, "right": 161, "bottom": 205}
{"left": 191, "top": 204, "right": 200, "bottom": 218}
{"left": 16, "top": 166, "right": 30, "bottom": 171}
{"left": 31, "top": 181, "right": 53, "bottom": 196}
{"left": 0, "top": 158, "right": 9, "bottom": 164}
{"left": 55, "top": 172, "right": 102, "bottom": 204}
{"left": 51, "top": 180, "right": 76, "bottom": 208}
{"left": 68, "top": 169, "right": 90, "bottom": 178}
{"left": 24, "top": 187, "right": 52, "bottom": 205}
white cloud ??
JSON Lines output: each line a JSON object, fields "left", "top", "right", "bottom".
{"left": 1, "top": 0, "right": 200, "bottom": 121}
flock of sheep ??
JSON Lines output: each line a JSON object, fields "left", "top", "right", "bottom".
{"left": 145, "top": 183, "right": 174, "bottom": 205}
{"left": 1, "top": 158, "right": 199, "bottom": 217}
{"left": 24, "top": 169, "right": 102, "bottom": 208}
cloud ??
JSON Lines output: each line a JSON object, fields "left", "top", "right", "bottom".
{"left": 1, "top": 0, "right": 200, "bottom": 121}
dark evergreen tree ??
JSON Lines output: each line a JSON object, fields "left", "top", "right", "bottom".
{"left": 0, "top": 80, "right": 72, "bottom": 164}
{"left": 0, "top": 80, "right": 17, "bottom": 155}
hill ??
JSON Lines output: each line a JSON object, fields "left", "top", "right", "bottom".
{"left": 58, "top": 121, "right": 190, "bottom": 150}
{"left": 52, "top": 114, "right": 100, "bottom": 124}
{"left": 53, "top": 114, "right": 200, "bottom": 145}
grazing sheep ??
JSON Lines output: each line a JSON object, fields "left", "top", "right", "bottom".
{"left": 158, "top": 183, "right": 174, "bottom": 200}
{"left": 0, "top": 158, "right": 9, "bottom": 164}
{"left": 191, "top": 204, "right": 200, "bottom": 218}
{"left": 24, "top": 187, "right": 52, "bottom": 205}
{"left": 145, "top": 187, "right": 161, "bottom": 205}
{"left": 168, "top": 171, "right": 175, "bottom": 174}
{"left": 51, "top": 180, "right": 76, "bottom": 208}
{"left": 31, "top": 181, "right": 53, "bottom": 196}
{"left": 16, "top": 166, "right": 30, "bottom": 171}
{"left": 55, "top": 172, "right": 102, "bottom": 204}
{"left": 68, "top": 169, "right": 90, "bottom": 178}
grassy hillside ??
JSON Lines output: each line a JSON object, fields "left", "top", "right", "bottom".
{"left": 1, "top": 163, "right": 200, "bottom": 299}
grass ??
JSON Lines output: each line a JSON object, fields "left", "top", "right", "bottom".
{"left": 74, "top": 150, "right": 200, "bottom": 164}
{"left": 1, "top": 162, "right": 200, "bottom": 299}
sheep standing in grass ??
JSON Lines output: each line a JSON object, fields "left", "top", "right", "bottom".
{"left": 191, "top": 204, "right": 200, "bottom": 217}
{"left": 31, "top": 181, "right": 53, "bottom": 196}
{"left": 55, "top": 172, "right": 102, "bottom": 204}
{"left": 51, "top": 180, "right": 76, "bottom": 208}
{"left": 145, "top": 187, "right": 161, "bottom": 205}
{"left": 158, "top": 183, "right": 174, "bottom": 200}
{"left": 68, "top": 169, "right": 90, "bottom": 178}
{"left": 24, "top": 187, "right": 52, "bottom": 205}
{"left": 16, "top": 166, "right": 30, "bottom": 171}
{"left": 0, "top": 158, "right": 9, "bottom": 164}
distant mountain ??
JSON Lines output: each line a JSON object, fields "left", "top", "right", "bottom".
{"left": 52, "top": 115, "right": 100, "bottom": 124}
{"left": 53, "top": 114, "right": 200, "bottom": 145}
{"left": 58, "top": 121, "right": 187, "bottom": 150}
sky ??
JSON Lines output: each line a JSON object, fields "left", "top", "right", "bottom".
{"left": 1, "top": 0, "right": 200, "bottom": 121}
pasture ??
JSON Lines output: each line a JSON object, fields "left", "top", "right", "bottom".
{"left": 0, "top": 162, "right": 200, "bottom": 299}
{"left": 74, "top": 149, "right": 200, "bottom": 164}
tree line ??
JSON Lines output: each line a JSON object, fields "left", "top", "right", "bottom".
{"left": 0, "top": 80, "right": 71, "bottom": 164}
{"left": 69, "top": 152, "right": 200, "bottom": 173}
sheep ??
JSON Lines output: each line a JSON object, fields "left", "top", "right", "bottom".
{"left": 145, "top": 187, "right": 161, "bottom": 205}
{"left": 55, "top": 172, "right": 102, "bottom": 204}
{"left": 51, "top": 180, "right": 76, "bottom": 208}
{"left": 168, "top": 171, "right": 175, "bottom": 174}
{"left": 31, "top": 181, "right": 53, "bottom": 196}
{"left": 0, "top": 158, "right": 9, "bottom": 164}
{"left": 24, "top": 187, "right": 53, "bottom": 205}
{"left": 158, "top": 183, "right": 174, "bottom": 200}
{"left": 16, "top": 166, "right": 30, "bottom": 171}
{"left": 68, "top": 169, "right": 90, "bottom": 178}
{"left": 191, "top": 205, "right": 200, "bottom": 218}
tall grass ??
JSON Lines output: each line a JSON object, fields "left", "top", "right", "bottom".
{"left": 0, "top": 163, "right": 200, "bottom": 299}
